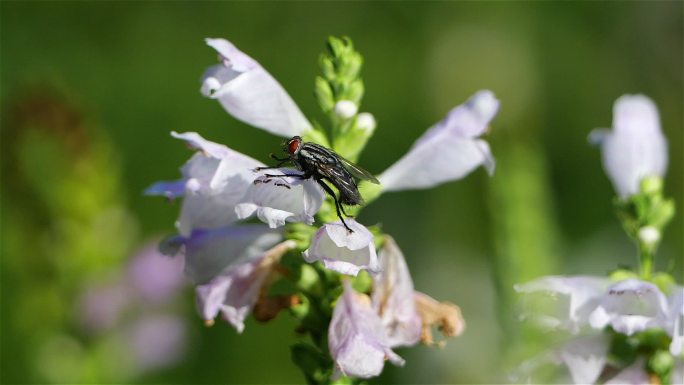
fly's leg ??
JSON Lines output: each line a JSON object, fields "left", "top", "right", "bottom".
{"left": 317, "top": 179, "right": 353, "bottom": 233}
{"left": 260, "top": 170, "right": 313, "bottom": 180}
{"left": 254, "top": 159, "right": 290, "bottom": 172}
{"left": 269, "top": 153, "right": 289, "bottom": 162}
{"left": 339, "top": 204, "right": 353, "bottom": 218}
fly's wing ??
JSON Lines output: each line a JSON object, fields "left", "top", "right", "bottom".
{"left": 337, "top": 156, "right": 380, "bottom": 184}
{"left": 318, "top": 163, "right": 363, "bottom": 205}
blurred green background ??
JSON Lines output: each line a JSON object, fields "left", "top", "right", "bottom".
{"left": 1, "top": 2, "right": 682, "bottom": 384}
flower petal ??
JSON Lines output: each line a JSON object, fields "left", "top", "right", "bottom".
{"left": 235, "top": 171, "right": 324, "bottom": 228}
{"left": 604, "top": 358, "right": 649, "bottom": 385}
{"left": 144, "top": 180, "right": 186, "bottom": 199}
{"left": 195, "top": 240, "right": 295, "bottom": 332}
{"left": 182, "top": 225, "right": 281, "bottom": 283}
{"left": 556, "top": 334, "right": 610, "bottom": 385}
{"left": 378, "top": 91, "right": 499, "bottom": 192}
{"left": 515, "top": 275, "right": 610, "bottom": 333}
{"left": 414, "top": 291, "right": 465, "bottom": 345}
{"left": 588, "top": 278, "right": 669, "bottom": 335}
{"left": 329, "top": 281, "right": 404, "bottom": 379}
{"left": 200, "top": 38, "right": 312, "bottom": 137}
{"left": 371, "top": 236, "right": 421, "bottom": 347}
{"left": 146, "top": 132, "right": 264, "bottom": 235}
{"left": 303, "top": 219, "right": 380, "bottom": 276}
{"left": 590, "top": 94, "right": 667, "bottom": 197}
{"left": 668, "top": 286, "right": 684, "bottom": 355}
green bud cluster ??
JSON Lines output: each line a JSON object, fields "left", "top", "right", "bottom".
{"left": 314, "top": 36, "right": 373, "bottom": 162}
{"left": 614, "top": 176, "right": 675, "bottom": 280}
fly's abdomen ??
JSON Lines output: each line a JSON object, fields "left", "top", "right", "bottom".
{"left": 329, "top": 169, "right": 363, "bottom": 206}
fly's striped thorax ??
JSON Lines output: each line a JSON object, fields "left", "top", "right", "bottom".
{"left": 299, "top": 143, "right": 339, "bottom": 166}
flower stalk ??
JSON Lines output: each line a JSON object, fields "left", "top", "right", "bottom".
{"left": 149, "top": 36, "right": 496, "bottom": 384}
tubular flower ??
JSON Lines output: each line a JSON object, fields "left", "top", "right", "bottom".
{"left": 371, "top": 236, "right": 422, "bottom": 347}
{"left": 378, "top": 90, "right": 498, "bottom": 192}
{"left": 200, "top": 38, "right": 312, "bottom": 137}
{"left": 195, "top": 240, "right": 295, "bottom": 333}
{"left": 517, "top": 275, "right": 684, "bottom": 383}
{"left": 236, "top": 172, "right": 325, "bottom": 228}
{"left": 589, "top": 94, "right": 667, "bottom": 198}
{"left": 328, "top": 281, "right": 405, "bottom": 379}
{"left": 303, "top": 219, "right": 380, "bottom": 276}
{"left": 169, "top": 225, "right": 281, "bottom": 284}
{"left": 145, "top": 131, "right": 262, "bottom": 236}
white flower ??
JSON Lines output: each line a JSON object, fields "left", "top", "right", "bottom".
{"left": 515, "top": 275, "right": 611, "bottom": 333}
{"left": 589, "top": 94, "right": 667, "bottom": 198}
{"left": 235, "top": 171, "right": 325, "bottom": 228}
{"left": 588, "top": 279, "right": 670, "bottom": 336}
{"left": 557, "top": 334, "right": 611, "bottom": 385}
{"left": 328, "top": 281, "right": 404, "bottom": 379}
{"left": 517, "top": 275, "right": 684, "bottom": 383}
{"left": 378, "top": 90, "right": 498, "bottom": 192}
{"left": 371, "top": 236, "right": 421, "bottom": 347}
{"left": 334, "top": 100, "right": 358, "bottom": 119}
{"left": 175, "top": 225, "right": 281, "bottom": 284}
{"left": 145, "top": 131, "right": 262, "bottom": 236}
{"left": 303, "top": 219, "right": 380, "bottom": 276}
{"left": 200, "top": 38, "right": 312, "bottom": 137}
{"left": 147, "top": 132, "right": 325, "bottom": 234}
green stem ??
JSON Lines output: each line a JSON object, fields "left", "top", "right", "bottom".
{"left": 639, "top": 247, "right": 654, "bottom": 281}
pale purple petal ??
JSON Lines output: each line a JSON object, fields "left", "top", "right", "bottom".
{"left": 195, "top": 244, "right": 284, "bottom": 332}
{"left": 303, "top": 219, "right": 379, "bottom": 276}
{"left": 556, "top": 334, "right": 610, "bottom": 385}
{"left": 200, "top": 38, "right": 312, "bottom": 137}
{"left": 127, "top": 315, "right": 186, "bottom": 371}
{"left": 669, "top": 287, "right": 684, "bottom": 355}
{"left": 126, "top": 241, "right": 186, "bottom": 306}
{"left": 329, "top": 281, "right": 404, "bottom": 379}
{"left": 144, "top": 180, "right": 186, "bottom": 199}
{"left": 378, "top": 91, "right": 498, "bottom": 192}
{"left": 604, "top": 358, "right": 649, "bottom": 385}
{"left": 673, "top": 356, "right": 684, "bottom": 385}
{"left": 170, "top": 131, "right": 233, "bottom": 159}
{"left": 371, "top": 236, "right": 421, "bottom": 347}
{"left": 182, "top": 225, "right": 281, "bottom": 283}
{"left": 588, "top": 279, "right": 669, "bottom": 335}
{"left": 205, "top": 38, "right": 259, "bottom": 72}
{"left": 590, "top": 94, "right": 667, "bottom": 197}
{"left": 515, "top": 275, "right": 611, "bottom": 333}
{"left": 147, "top": 132, "right": 264, "bottom": 235}
{"left": 235, "top": 171, "right": 324, "bottom": 228}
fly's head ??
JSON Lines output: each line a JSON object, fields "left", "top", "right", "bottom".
{"left": 283, "top": 136, "right": 303, "bottom": 158}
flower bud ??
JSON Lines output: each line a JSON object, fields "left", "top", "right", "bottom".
{"left": 640, "top": 176, "right": 664, "bottom": 195}
{"left": 334, "top": 100, "right": 358, "bottom": 119}
{"left": 638, "top": 226, "right": 661, "bottom": 246}
{"left": 356, "top": 112, "right": 376, "bottom": 132}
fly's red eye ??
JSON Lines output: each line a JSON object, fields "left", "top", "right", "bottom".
{"left": 288, "top": 139, "right": 300, "bottom": 154}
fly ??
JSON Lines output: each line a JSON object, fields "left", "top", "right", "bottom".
{"left": 255, "top": 136, "right": 380, "bottom": 233}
